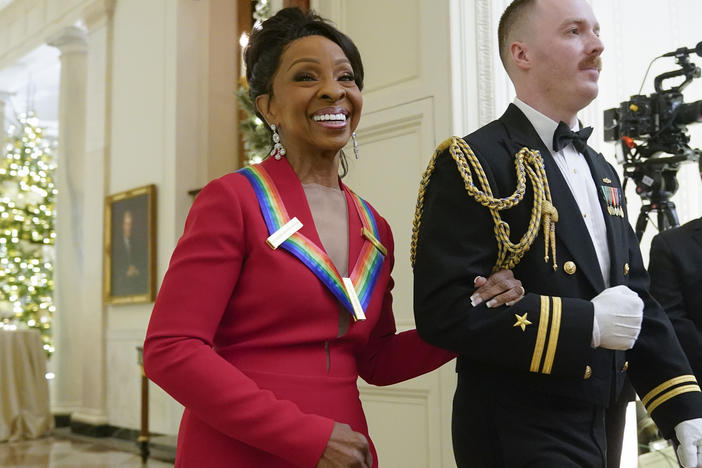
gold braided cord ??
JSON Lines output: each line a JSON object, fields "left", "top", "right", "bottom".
{"left": 410, "top": 136, "right": 558, "bottom": 273}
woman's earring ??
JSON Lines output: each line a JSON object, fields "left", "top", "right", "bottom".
{"left": 270, "top": 124, "right": 286, "bottom": 160}
{"left": 352, "top": 131, "right": 359, "bottom": 160}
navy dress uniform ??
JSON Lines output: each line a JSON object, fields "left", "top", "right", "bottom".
{"left": 649, "top": 218, "right": 702, "bottom": 381}
{"left": 413, "top": 103, "right": 702, "bottom": 467}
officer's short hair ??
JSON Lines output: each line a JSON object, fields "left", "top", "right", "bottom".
{"left": 498, "top": 0, "right": 537, "bottom": 70}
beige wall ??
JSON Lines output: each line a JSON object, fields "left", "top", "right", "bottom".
{"left": 107, "top": 0, "right": 181, "bottom": 434}
{"left": 106, "top": 0, "right": 238, "bottom": 434}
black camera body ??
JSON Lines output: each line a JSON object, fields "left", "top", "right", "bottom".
{"left": 604, "top": 91, "right": 702, "bottom": 158}
{"left": 603, "top": 43, "right": 702, "bottom": 238}
{"left": 603, "top": 41, "right": 702, "bottom": 154}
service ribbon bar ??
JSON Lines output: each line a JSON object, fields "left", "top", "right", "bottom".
{"left": 601, "top": 185, "right": 624, "bottom": 218}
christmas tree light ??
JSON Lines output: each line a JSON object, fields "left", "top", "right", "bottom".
{"left": 237, "top": 0, "right": 273, "bottom": 165}
{"left": 0, "top": 112, "right": 57, "bottom": 356}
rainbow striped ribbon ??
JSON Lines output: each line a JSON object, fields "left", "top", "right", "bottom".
{"left": 239, "top": 164, "right": 386, "bottom": 321}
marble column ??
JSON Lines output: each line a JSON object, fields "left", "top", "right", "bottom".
{"left": 47, "top": 25, "right": 88, "bottom": 420}
{"left": 68, "top": 0, "right": 115, "bottom": 428}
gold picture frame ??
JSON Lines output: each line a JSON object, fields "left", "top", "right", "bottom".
{"left": 104, "top": 185, "right": 157, "bottom": 304}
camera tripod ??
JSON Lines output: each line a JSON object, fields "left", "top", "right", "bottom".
{"left": 634, "top": 197, "right": 680, "bottom": 242}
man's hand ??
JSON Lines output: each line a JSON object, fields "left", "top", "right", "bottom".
{"left": 675, "top": 418, "right": 702, "bottom": 467}
{"left": 316, "top": 422, "right": 372, "bottom": 468}
{"left": 591, "top": 285, "right": 643, "bottom": 350}
{"left": 470, "top": 270, "right": 525, "bottom": 308}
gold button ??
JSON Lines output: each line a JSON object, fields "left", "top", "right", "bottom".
{"left": 623, "top": 263, "right": 630, "bottom": 275}
{"left": 584, "top": 365, "right": 592, "bottom": 379}
{"left": 564, "top": 261, "right": 577, "bottom": 275}
{"left": 622, "top": 361, "right": 629, "bottom": 372}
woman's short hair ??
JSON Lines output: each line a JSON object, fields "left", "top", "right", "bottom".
{"left": 244, "top": 7, "right": 364, "bottom": 123}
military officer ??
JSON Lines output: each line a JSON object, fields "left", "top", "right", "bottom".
{"left": 649, "top": 158, "right": 702, "bottom": 384}
{"left": 413, "top": 0, "right": 702, "bottom": 466}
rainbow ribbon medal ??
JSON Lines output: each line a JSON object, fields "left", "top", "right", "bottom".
{"left": 239, "top": 164, "right": 386, "bottom": 321}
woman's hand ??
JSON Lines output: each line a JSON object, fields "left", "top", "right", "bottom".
{"left": 470, "top": 269, "right": 525, "bottom": 308}
{"left": 316, "top": 422, "right": 372, "bottom": 468}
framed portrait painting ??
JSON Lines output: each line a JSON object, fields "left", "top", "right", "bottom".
{"left": 104, "top": 185, "right": 157, "bottom": 304}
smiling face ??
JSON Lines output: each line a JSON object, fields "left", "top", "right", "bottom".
{"left": 510, "top": 0, "right": 604, "bottom": 122}
{"left": 256, "top": 35, "right": 362, "bottom": 159}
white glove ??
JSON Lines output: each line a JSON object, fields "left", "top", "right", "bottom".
{"left": 591, "top": 285, "right": 643, "bottom": 350}
{"left": 675, "top": 418, "right": 702, "bottom": 467}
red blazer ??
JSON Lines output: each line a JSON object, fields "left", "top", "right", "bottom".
{"left": 143, "top": 156, "right": 454, "bottom": 467}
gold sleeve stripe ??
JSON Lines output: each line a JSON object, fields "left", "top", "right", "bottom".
{"left": 530, "top": 296, "right": 550, "bottom": 373}
{"left": 646, "top": 384, "right": 701, "bottom": 415}
{"left": 641, "top": 375, "right": 698, "bottom": 407}
{"left": 542, "top": 297, "right": 562, "bottom": 374}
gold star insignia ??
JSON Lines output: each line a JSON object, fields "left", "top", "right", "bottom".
{"left": 513, "top": 313, "right": 532, "bottom": 332}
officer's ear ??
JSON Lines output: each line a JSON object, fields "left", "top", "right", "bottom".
{"left": 510, "top": 41, "right": 530, "bottom": 72}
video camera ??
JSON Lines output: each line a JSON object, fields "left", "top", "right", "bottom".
{"left": 603, "top": 42, "right": 702, "bottom": 239}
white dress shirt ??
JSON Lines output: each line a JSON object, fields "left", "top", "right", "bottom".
{"left": 513, "top": 98, "right": 611, "bottom": 287}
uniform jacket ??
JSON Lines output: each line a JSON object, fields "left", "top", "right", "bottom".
{"left": 143, "top": 156, "right": 454, "bottom": 467}
{"left": 413, "top": 104, "right": 702, "bottom": 437}
{"left": 650, "top": 217, "right": 702, "bottom": 381}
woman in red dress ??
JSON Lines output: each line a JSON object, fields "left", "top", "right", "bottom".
{"left": 143, "top": 8, "right": 524, "bottom": 467}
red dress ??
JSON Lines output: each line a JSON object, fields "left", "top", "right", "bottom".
{"left": 143, "top": 156, "right": 455, "bottom": 467}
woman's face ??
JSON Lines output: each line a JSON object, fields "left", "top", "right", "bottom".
{"left": 256, "top": 35, "right": 362, "bottom": 158}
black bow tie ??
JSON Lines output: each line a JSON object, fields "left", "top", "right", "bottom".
{"left": 552, "top": 121, "right": 593, "bottom": 153}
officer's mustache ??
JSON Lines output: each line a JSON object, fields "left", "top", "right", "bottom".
{"left": 580, "top": 56, "right": 603, "bottom": 72}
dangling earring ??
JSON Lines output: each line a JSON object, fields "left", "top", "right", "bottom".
{"left": 352, "top": 131, "right": 359, "bottom": 160}
{"left": 270, "top": 124, "right": 286, "bottom": 160}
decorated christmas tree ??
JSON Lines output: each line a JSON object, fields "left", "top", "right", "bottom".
{"left": 237, "top": 0, "right": 273, "bottom": 165}
{"left": 237, "top": 77, "right": 271, "bottom": 165}
{"left": 0, "top": 112, "right": 57, "bottom": 356}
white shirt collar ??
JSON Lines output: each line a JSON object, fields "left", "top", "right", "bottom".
{"left": 513, "top": 98, "right": 580, "bottom": 153}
